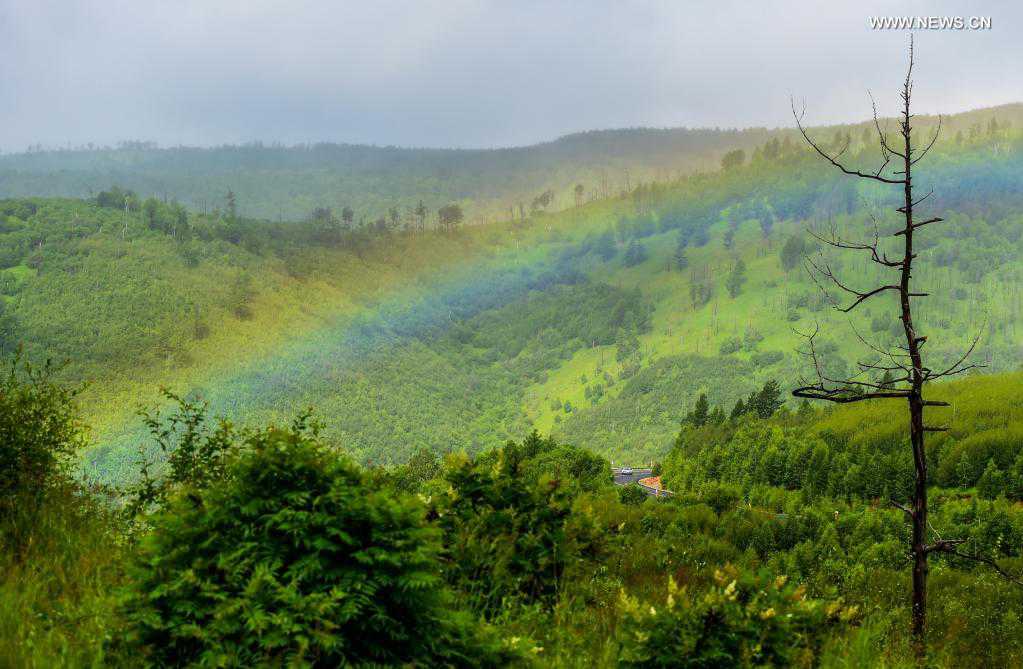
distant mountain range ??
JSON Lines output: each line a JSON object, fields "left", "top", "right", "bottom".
{"left": 3, "top": 103, "right": 1017, "bottom": 224}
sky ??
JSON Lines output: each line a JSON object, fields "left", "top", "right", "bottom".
{"left": 1, "top": 1, "right": 1020, "bottom": 151}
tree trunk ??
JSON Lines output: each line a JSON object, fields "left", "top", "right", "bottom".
{"left": 790, "top": 38, "right": 961, "bottom": 665}
{"left": 899, "top": 82, "right": 928, "bottom": 663}
{"left": 910, "top": 394, "right": 928, "bottom": 661}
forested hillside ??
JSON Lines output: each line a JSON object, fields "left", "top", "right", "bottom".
{"left": 1, "top": 101, "right": 1023, "bottom": 667}
{"left": 0, "top": 104, "right": 1020, "bottom": 484}
{"left": 9, "top": 2, "right": 1023, "bottom": 665}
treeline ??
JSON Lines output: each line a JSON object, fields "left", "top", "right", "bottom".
{"left": 4, "top": 104, "right": 1019, "bottom": 226}
{"left": 664, "top": 373, "right": 1023, "bottom": 503}
{"left": 0, "top": 124, "right": 787, "bottom": 222}
{"left": 91, "top": 185, "right": 472, "bottom": 251}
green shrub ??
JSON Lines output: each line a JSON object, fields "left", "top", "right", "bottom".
{"left": 701, "top": 482, "right": 743, "bottom": 514}
{"left": 389, "top": 446, "right": 442, "bottom": 494}
{"left": 619, "top": 484, "right": 649, "bottom": 506}
{"left": 719, "top": 337, "right": 742, "bottom": 355}
{"left": 122, "top": 422, "right": 516, "bottom": 667}
{"left": 0, "top": 358, "right": 85, "bottom": 517}
{"left": 518, "top": 431, "right": 612, "bottom": 493}
{"left": 977, "top": 458, "right": 1008, "bottom": 500}
{"left": 618, "top": 568, "right": 857, "bottom": 667}
{"left": 127, "top": 391, "right": 238, "bottom": 518}
{"left": 438, "top": 439, "right": 591, "bottom": 617}
{"left": 751, "top": 350, "right": 784, "bottom": 368}
{"left": 742, "top": 327, "right": 764, "bottom": 350}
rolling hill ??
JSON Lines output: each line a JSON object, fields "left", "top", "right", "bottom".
{"left": 3, "top": 102, "right": 1019, "bottom": 225}
{"left": 0, "top": 104, "right": 1020, "bottom": 483}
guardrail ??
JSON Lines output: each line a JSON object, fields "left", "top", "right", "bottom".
{"left": 612, "top": 468, "right": 674, "bottom": 497}
{"left": 636, "top": 481, "right": 674, "bottom": 498}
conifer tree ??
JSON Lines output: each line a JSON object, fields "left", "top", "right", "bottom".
{"left": 688, "top": 393, "right": 710, "bottom": 427}
{"left": 726, "top": 257, "right": 747, "bottom": 298}
{"left": 673, "top": 235, "right": 689, "bottom": 271}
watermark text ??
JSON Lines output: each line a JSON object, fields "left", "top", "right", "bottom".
{"left": 869, "top": 16, "right": 992, "bottom": 30}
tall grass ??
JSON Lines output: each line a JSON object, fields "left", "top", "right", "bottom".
{"left": 0, "top": 487, "right": 123, "bottom": 668}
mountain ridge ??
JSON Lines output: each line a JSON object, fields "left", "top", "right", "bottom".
{"left": 2, "top": 103, "right": 1019, "bottom": 223}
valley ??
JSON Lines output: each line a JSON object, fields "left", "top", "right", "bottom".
{"left": 2, "top": 105, "right": 1015, "bottom": 481}
{"left": 3, "top": 79, "right": 1023, "bottom": 664}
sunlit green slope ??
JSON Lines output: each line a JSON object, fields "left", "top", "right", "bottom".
{"left": 1, "top": 105, "right": 1021, "bottom": 482}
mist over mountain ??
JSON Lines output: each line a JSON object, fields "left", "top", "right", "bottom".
{"left": 3, "top": 103, "right": 1021, "bottom": 222}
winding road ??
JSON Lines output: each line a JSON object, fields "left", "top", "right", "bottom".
{"left": 612, "top": 468, "right": 672, "bottom": 497}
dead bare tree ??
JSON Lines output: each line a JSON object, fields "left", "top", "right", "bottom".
{"left": 790, "top": 37, "right": 986, "bottom": 662}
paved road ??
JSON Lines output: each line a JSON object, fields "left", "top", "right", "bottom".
{"left": 612, "top": 467, "right": 674, "bottom": 497}
{"left": 612, "top": 468, "right": 653, "bottom": 486}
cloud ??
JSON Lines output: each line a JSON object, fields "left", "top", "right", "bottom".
{"left": 1, "top": 0, "right": 1020, "bottom": 150}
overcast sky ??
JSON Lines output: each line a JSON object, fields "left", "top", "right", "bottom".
{"left": 1, "top": 1, "right": 1019, "bottom": 151}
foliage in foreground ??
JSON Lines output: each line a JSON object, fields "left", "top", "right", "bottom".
{"left": 121, "top": 419, "right": 518, "bottom": 667}
{"left": 5, "top": 368, "right": 1023, "bottom": 667}
{"left": 618, "top": 569, "right": 857, "bottom": 668}
{"left": 0, "top": 358, "right": 122, "bottom": 666}
{"left": 0, "top": 485, "right": 122, "bottom": 667}
{"left": 437, "top": 432, "right": 607, "bottom": 617}
{"left": 0, "top": 357, "right": 85, "bottom": 518}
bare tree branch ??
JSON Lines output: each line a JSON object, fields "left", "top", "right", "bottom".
{"left": 792, "top": 98, "right": 907, "bottom": 184}
{"left": 911, "top": 115, "right": 942, "bottom": 166}
{"left": 897, "top": 189, "right": 933, "bottom": 212}
{"left": 944, "top": 549, "right": 1023, "bottom": 589}
{"left": 807, "top": 218, "right": 904, "bottom": 268}
{"left": 792, "top": 387, "right": 911, "bottom": 402}
{"left": 925, "top": 318, "right": 987, "bottom": 382}
{"left": 792, "top": 325, "right": 911, "bottom": 402}
{"left": 891, "top": 499, "right": 914, "bottom": 518}
{"left": 791, "top": 36, "right": 982, "bottom": 657}
{"left": 927, "top": 533, "right": 1023, "bottom": 589}
{"left": 870, "top": 90, "right": 907, "bottom": 161}
{"left": 803, "top": 252, "right": 901, "bottom": 312}
{"left": 894, "top": 216, "right": 943, "bottom": 237}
